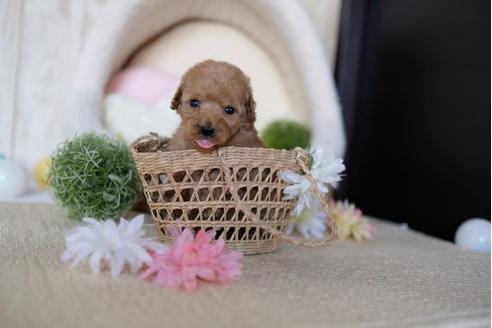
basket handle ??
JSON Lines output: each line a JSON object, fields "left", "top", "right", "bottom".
{"left": 219, "top": 148, "right": 337, "bottom": 248}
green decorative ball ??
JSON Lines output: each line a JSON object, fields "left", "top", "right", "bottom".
{"left": 261, "top": 120, "right": 311, "bottom": 150}
{"left": 48, "top": 132, "right": 142, "bottom": 220}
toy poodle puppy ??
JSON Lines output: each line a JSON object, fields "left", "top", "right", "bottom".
{"left": 168, "top": 60, "right": 265, "bottom": 152}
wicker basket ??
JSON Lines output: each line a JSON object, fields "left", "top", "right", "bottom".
{"left": 132, "top": 133, "right": 336, "bottom": 255}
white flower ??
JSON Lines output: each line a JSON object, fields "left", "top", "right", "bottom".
{"left": 61, "top": 214, "right": 166, "bottom": 277}
{"left": 281, "top": 171, "right": 312, "bottom": 216}
{"left": 281, "top": 147, "right": 345, "bottom": 215}
{"left": 310, "top": 147, "right": 346, "bottom": 192}
{"left": 286, "top": 198, "right": 327, "bottom": 239}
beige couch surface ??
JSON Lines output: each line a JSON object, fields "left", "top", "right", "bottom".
{"left": 0, "top": 202, "right": 489, "bottom": 328}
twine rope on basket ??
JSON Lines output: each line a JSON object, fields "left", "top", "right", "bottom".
{"left": 218, "top": 147, "right": 338, "bottom": 247}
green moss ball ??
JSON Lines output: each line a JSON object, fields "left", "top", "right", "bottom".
{"left": 261, "top": 120, "right": 311, "bottom": 150}
{"left": 48, "top": 132, "right": 142, "bottom": 220}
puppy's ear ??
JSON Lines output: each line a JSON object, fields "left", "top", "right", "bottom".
{"left": 170, "top": 83, "right": 184, "bottom": 110}
{"left": 245, "top": 86, "right": 257, "bottom": 124}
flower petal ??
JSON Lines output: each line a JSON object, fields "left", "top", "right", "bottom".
{"left": 198, "top": 267, "right": 217, "bottom": 281}
{"left": 88, "top": 251, "right": 103, "bottom": 274}
{"left": 70, "top": 250, "right": 91, "bottom": 269}
{"left": 110, "top": 253, "right": 125, "bottom": 277}
{"left": 127, "top": 214, "right": 145, "bottom": 233}
{"left": 280, "top": 171, "right": 303, "bottom": 184}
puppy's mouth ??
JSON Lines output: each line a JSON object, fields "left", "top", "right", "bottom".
{"left": 194, "top": 138, "right": 217, "bottom": 150}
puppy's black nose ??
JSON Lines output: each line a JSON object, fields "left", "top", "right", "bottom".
{"left": 200, "top": 126, "right": 215, "bottom": 136}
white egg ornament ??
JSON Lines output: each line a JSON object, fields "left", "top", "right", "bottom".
{"left": 455, "top": 218, "right": 491, "bottom": 254}
{"left": 0, "top": 157, "right": 27, "bottom": 199}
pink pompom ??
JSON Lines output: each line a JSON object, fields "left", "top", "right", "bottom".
{"left": 140, "top": 228, "right": 243, "bottom": 291}
{"left": 105, "top": 66, "right": 178, "bottom": 107}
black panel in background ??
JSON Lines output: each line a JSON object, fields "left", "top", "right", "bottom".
{"left": 336, "top": 0, "right": 491, "bottom": 241}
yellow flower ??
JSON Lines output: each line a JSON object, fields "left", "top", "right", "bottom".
{"left": 331, "top": 200, "right": 373, "bottom": 241}
{"left": 34, "top": 157, "right": 52, "bottom": 189}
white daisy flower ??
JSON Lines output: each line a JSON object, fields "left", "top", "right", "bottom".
{"left": 286, "top": 197, "right": 327, "bottom": 239}
{"left": 280, "top": 147, "right": 345, "bottom": 216}
{"left": 311, "top": 148, "right": 345, "bottom": 191}
{"left": 280, "top": 171, "right": 312, "bottom": 216}
{"left": 61, "top": 214, "right": 166, "bottom": 277}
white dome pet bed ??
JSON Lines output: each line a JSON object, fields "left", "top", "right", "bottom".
{"left": 68, "top": 0, "right": 346, "bottom": 156}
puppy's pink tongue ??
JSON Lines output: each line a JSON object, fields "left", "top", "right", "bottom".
{"left": 194, "top": 138, "right": 216, "bottom": 149}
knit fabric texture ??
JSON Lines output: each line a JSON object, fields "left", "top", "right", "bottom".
{"left": 0, "top": 202, "right": 489, "bottom": 328}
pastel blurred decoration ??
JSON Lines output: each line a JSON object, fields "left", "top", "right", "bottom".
{"left": 0, "top": 158, "right": 27, "bottom": 199}
{"left": 0, "top": 153, "right": 5, "bottom": 160}
{"left": 104, "top": 66, "right": 181, "bottom": 144}
{"left": 34, "top": 157, "right": 52, "bottom": 189}
{"left": 455, "top": 218, "right": 490, "bottom": 253}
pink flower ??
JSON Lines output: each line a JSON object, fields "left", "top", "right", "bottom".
{"left": 140, "top": 228, "right": 243, "bottom": 291}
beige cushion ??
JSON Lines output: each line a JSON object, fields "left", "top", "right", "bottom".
{"left": 1, "top": 202, "right": 489, "bottom": 328}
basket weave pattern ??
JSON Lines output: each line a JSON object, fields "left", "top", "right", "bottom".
{"left": 132, "top": 138, "right": 303, "bottom": 254}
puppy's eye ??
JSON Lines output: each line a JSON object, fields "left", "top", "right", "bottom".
{"left": 189, "top": 99, "right": 200, "bottom": 108}
{"left": 224, "top": 106, "right": 236, "bottom": 115}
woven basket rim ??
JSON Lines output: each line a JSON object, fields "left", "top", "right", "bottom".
{"left": 132, "top": 142, "right": 298, "bottom": 157}
{"left": 131, "top": 136, "right": 301, "bottom": 169}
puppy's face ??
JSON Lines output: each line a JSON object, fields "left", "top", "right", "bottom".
{"left": 171, "top": 60, "right": 256, "bottom": 152}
